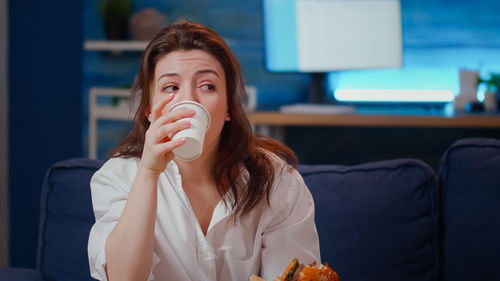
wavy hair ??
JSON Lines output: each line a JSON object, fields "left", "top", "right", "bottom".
{"left": 109, "top": 19, "right": 297, "bottom": 219}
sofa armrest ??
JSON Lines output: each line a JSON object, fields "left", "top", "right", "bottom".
{"left": 37, "top": 158, "right": 103, "bottom": 281}
{"left": 439, "top": 138, "right": 500, "bottom": 280}
{"left": 0, "top": 267, "right": 44, "bottom": 281}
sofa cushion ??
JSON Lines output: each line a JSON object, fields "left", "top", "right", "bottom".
{"left": 299, "top": 159, "right": 440, "bottom": 281}
{"left": 37, "top": 158, "right": 104, "bottom": 281}
{"left": 439, "top": 138, "right": 500, "bottom": 281}
{"left": 0, "top": 267, "right": 44, "bottom": 281}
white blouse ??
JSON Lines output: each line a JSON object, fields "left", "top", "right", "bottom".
{"left": 88, "top": 156, "right": 320, "bottom": 281}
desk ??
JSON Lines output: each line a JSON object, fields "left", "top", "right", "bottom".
{"left": 248, "top": 111, "right": 500, "bottom": 168}
{"left": 247, "top": 111, "right": 500, "bottom": 142}
{"left": 248, "top": 111, "right": 500, "bottom": 128}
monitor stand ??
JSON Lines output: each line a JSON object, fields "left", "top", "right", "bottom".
{"left": 280, "top": 72, "right": 356, "bottom": 114}
{"left": 308, "top": 72, "right": 333, "bottom": 104}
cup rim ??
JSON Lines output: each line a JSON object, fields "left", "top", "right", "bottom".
{"left": 169, "top": 101, "right": 211, "bottom": 129}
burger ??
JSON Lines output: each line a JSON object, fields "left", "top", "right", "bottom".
{"left": 275, "top": 258, "right": 340, "bottom": 281}
{"left": 250, "top": 258, "right": 340, "bottom": 281}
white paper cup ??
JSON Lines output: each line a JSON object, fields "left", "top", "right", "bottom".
{"left": 169, "top": 101, "right": 211, "bottom": 161}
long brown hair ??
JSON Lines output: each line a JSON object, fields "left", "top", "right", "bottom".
{"left": 110, "top": 19, "right": 297, "bottom": 220}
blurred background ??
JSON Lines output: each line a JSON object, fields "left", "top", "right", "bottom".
{"left": 1, "top": 0, "right": 500, "bottom": 269}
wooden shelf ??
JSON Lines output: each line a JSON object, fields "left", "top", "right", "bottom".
{"left": 83, "top": 40, "right": 148, "bottom": 52}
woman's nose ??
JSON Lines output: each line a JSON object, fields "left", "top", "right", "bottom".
{"left": 176, "top": 86, "right": 199, "bottom": 103}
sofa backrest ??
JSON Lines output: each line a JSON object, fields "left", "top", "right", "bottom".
{"left": 299, "top": 159, "right": 440, "bottom": 281}
{"left": 439, "top": 138, "right": 500, "bottom": 281}
{"left": 37, "top": 158, "right": 104, "bottom": 281}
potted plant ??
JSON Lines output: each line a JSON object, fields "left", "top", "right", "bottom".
{"left": 478, "top": 73, "right": 500, "bottom": 111}
{"left": 99, "top": 0, "right": 132, "bottom": 40}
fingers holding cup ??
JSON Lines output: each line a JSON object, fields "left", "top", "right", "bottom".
{"left": 148, "top": 93, "right": 174, "bottom": 122}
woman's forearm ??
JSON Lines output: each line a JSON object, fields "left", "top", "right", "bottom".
{"left": 105, "top": 167, "right": 160, "bottom": 281}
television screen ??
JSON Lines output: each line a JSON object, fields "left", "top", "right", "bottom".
{"left": 263, "top": 0, "right": 403, "bottom": 72}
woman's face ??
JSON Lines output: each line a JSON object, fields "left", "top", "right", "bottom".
{"left": 150, "top": 50, "right": 228, "bottom": 157}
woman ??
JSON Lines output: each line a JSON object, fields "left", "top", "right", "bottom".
{"left": 88, "top": 20, "right": 320, "bottom": 281}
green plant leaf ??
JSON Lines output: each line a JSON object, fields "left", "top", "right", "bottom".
{"left": 99, "top": 0, "right": 132, "bottom": 22}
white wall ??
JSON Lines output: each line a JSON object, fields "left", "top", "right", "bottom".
{"left": 0, "top": 0, "right": 10, "bottom": 267}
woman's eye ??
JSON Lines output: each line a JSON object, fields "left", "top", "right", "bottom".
{"left": 201, "top": 84, "right": 216, "bottom": 91}
{"left": 163, "top": 85, "right": 178, "bottom": 92}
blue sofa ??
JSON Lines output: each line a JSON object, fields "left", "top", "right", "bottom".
{"left": 1, "top": 138, "right": 499, "bottom": 281}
